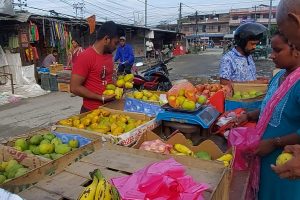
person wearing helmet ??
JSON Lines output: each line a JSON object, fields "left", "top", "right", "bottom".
{"left": 219, "top": 22, "right": 267, "bottom": 85}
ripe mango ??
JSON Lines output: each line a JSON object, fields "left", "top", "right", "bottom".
{"left": 182, "top": 100, "right": 196, "bottom": 111}
{"left": 116, "top": 79, "right": 125, "bottom": 88}
{"left": 124, "top": 74, "right": 134, "bottom": 82}
{"left": 125, "top": 82, "right": 133, "bottom": 89}
{"left": 106, "top": 84, "right": 116, "bottom": 90}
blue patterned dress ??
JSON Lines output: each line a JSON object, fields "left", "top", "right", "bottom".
{"left": 258, "top": 70, "right": 300, "bottom": 200}
{"left": 219, "top": 48, "right": 257, "bottom": 82}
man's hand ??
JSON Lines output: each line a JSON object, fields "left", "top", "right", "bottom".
{"left": 271, "top": 145, "right": 300, "bottom": 179}
{"left": 101, "top": 94, "right": 116, "bottom": 103}
{"left": 254, "top": 139, "right": 276, "bottom": 157}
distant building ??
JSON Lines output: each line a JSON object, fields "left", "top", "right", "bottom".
{"left": 177, "top": 6, "right": 277, "bottom": 46}
{"left": 229, "top": 6, "right": 277, "bottom": 32}
{"left": 180, "top": 13, "right": 230, "bottom": 45}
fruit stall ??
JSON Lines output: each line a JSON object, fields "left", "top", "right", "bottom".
{"left": 0, "top": 77, "right": 274, "bottom": 200}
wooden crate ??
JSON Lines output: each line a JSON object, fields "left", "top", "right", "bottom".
{"left": 18, "top": 143, "right": 230, "bottom": 200}
{"left": 0, "top": 128, "right": 102, "bottom": 193}
{"left": 58, "top": 83, "right": 70, "bottom": 93}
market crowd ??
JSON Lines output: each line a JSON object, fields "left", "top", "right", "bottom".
{"left": 67, "top": 0, "right": 300, "bottom": 199}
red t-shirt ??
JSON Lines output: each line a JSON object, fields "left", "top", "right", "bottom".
{"left": 72, "top": 47, "right": 113, "bottom": 110}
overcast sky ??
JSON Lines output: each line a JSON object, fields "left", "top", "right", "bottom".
{"left": 22, "top": 0, "right": 279, "bottom": 25}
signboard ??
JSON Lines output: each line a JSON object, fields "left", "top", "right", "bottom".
{"left": 0, "top": 0, "right": 15, "bottom": 16}
{"left": 241, "top": 19, "right": 256, "bottom": 24}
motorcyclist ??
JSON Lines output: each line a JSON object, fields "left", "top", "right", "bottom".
{"left": 219, "top": 22, "right": 267, "bottom": 85}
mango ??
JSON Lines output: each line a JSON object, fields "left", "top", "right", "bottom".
{"left": 29, "top": 135, "right": 43, "bottom": 145}
{"left": 103, "top": 90, "right": 115, "bottom": 95}
{"left": 14, "top": 139, "right": 28, "bottom": 151}
{"left": 14, "top": 168, "right": 29, "bottom": 178}
{"left": 55, "top": 144, "right": 71, "bottom": 155}
{"left": 51, "top": 138, "right": 62, "bottom": 146}
{"left": 276, "top": 153, "right": 293, "bottom": 166}
{"left": 116, "top": 79, "right": 125, "bottom": 88}
{"left": 39, "top": 143, "right": 54, "bottom": 154}
{"left": 0, "top": 175, "right": 6, "bottom": 184}
{"left": 106, "top": 84, "right": 116, "bottom": 90}
{"left": 43, "top": 133, "right": 56, "bottom": 141}
{"left": 68, "top": 139, "right": 79, "bottom": 148}
{"left": 124, "top": 74, "right": 134, "bottom": 82}
{"left": 182, "top": 100, "right": 196, "bottom": 111}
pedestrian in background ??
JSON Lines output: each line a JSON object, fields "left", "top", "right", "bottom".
{"left": 114, "top": 36, "right": 135, "bottom": 75}
{"left": 68, "top": 39, "right": 84, "bottom": 68}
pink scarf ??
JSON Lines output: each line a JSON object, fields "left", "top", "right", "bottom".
{"left": 233, "top": 67, "right": 300, "bottom": 200}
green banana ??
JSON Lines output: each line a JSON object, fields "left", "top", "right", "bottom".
{"left": 77, "top": 175, "right": 98, "bottom": 200}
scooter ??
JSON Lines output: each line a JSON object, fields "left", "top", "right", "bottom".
{"left": 132, "top": 61, "right": 173, "bottom": 91}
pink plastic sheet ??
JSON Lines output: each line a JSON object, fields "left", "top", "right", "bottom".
{"left": 111, "top": 158, "right": 210, "bottom": 200}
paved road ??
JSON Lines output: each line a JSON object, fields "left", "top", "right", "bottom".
{"left": 0, "top": 92, "right": 82, "bottom": 138}
{"left": 168, "top": 48, "right": 275, "bottom": 83}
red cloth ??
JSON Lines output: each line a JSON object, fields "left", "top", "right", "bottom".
{"left": 72, "top": 47, "right": 113, "bottom": 110}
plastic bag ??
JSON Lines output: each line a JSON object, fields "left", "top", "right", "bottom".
{"left": 139, "top": 139, "right": 172, "bottom": 154}
{"left": 228, "top": 127, "right": 260, "bottom": 170}
{"left": 52, "top": 131, "right": 91, "bottom": 147}
{"left": 111, "top": 158, "right": 209, "bottom": 200}
{"left": 167, "top": 81, "right": 197, "bottom": 102}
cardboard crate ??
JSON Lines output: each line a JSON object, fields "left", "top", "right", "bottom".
{"left": 55, "top": 107, "right": 158, "bottom": 146}
{"left": 49, "top": 64, "right": 64, "bottom": 75}
{"left": 225, "top": 83, "right": 268, "bottom": 111}
{"left": 58, "top": 83, "right": 70, "bottom": 93}
{"left": 133, "top": 130, "right": 225, "bottom": 160}
{"left": 18, "top": 143, "right": 230, "bottom": 200}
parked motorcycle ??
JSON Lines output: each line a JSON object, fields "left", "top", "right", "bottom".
{"left": 132, "top": 61, "right": 173, "bottom": 91}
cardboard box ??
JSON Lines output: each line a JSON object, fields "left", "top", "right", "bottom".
{"left": 55, "top": 107, "right": 158, "bottom": 146}
{"left": 102, "top": 100, "right": 125, "bottom": 111}
{"left": 17, "top": 143, "right": 230, "bottom": 200}
{"left": 133, "top": 130, "right": 224, "bottom": 160}
{"left": 49, "top": 64, "right": 64, "bottom": 75}
{"left": 225, "top": 83, "right": 268, "bottom": 111}
{"left": 58, "top": 83, "right": 70, "bottom": 93}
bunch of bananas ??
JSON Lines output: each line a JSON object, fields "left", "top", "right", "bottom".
{"left": 217, "top": 154, "right": 233, "bottom": 167}
{"left": 78, "top": 169, "right": 121, "bottom": 200}
{"left": 170, "top": 144, "right": 194, "bottom": 156}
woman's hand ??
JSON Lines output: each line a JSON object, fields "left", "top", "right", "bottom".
{"left": 236, "top": 113, "right": 248, "bottom": 125}
{"left": 255, "top": 139, "right": 276, "bottom": 157}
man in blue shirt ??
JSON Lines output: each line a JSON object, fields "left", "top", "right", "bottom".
{"left": 219, "top": 23, "right": 267, "bottom": 85}
{"left": 114, "top": 36, "right": 134, "bottom": 74}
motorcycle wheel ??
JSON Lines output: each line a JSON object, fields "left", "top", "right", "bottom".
{"left": 157, "top": 81, "right": 172, "bottom": 91}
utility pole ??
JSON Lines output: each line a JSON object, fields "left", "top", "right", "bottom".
{"left": 73, "top": 1, "right": 84, "bottom": 19}
{"left": 145, "top": 0, "right": 147, "bottom": 27}
{"left": 267, "top": 0, "right": 273, "bottom": 47}
{"left": 178, "top": 2, "right": 182, "bottom": 33}
{"left": 254, "top": 5, "right": 257, "bottom": 21}
{"left": 195, "top": 11, "right": 198, "bottom": 38}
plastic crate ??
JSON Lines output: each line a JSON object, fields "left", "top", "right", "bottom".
{"left": 225, "top": 99, "right": 263, "bottom": 111}
{"left": 41, "top": 73, "right": 50, "bottom": 91}
{"left": 50, "top": 75, "right": 58, "bottom": 91}
{"left": 124, "top": 97, "right": 163, "bottom": 117}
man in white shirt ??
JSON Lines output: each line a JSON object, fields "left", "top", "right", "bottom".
{"left": 146, "top": 39, "right": 154, "bottom": 59}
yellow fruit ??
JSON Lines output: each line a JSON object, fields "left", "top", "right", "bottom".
{"left": 92, "top": 116, "right": 99, "bottom": 124}
{"left": 142, "top": 96, "right": 148, "bottom": 101}
{"left": 110, "top": 123, "right": 118, "bottom": 132}
{"left": 91, "top": 109, "right": 101, "bottom": 116}
{"left": 70, "top": 116, "right": 80, "bottom": 121}
{"left": 106, "top": 84, "right": 116, "bottom": 90}
{"left": 125, "top": 82, "right": 133, "bottom": 89}
{"left": 276, "top": 153, "right": 293, "bottom": 166}
{"left": 177, "top": 96, "right": 186, "bottom": 105}
{"left": 82, "top": 118, "right": 91, "bottom": 126}
{"left": 115, "top": 87, "right": 124, "bottom": 100}
{"left": 78, "top": 124, "right": 85, "bottom": 129}
{"left": 127, "top": 93, "right": 134, "bottom": 98}
{"left": 58, "top": 119, "right": 72, "bottom": 127}
{"left": 149, "top": 95, "right": 158, "bottom": 101}
{"left": 182, "top": 100, "right": 196, "bottom": 111}
{"left": 119, "top": 116, "right": 128, "bottom": 123}
{"left": 73, "top": 119, "right": 81, "bottom": 127}
{"left": 90, "top": 123, "right": 98, "bottom": 129}
{"left": 86, "top": 114, "right": 94, "bottom": 119}
{"left": 142, "top": 90, "right": 153, "bottom": 98}
{"left": 118, "top": 75, "right": 124, "bottom": 80}
{"left": 174, "top": 144, "right": 194, "bottom": 156}
{"left": 124, "top": 74, "right": 134, "bottom": 82}
{"left": 125, "top": 124, "right": 136, "bottom": 132}
{"left": 217, "top": 154, "right": 233, "bottom": 162}
{"left": 179, "top": 89, "right": 185, "bottom": 96}
{"left": 116, "top": 79, "right": 125, "bottom": 88}
{"left": 133, "top": 91, "right": 143, "bottom": 99}
{"left": 101, "top": 110, "right": 111, "bottom": 117}
{"left": 112, "top": 127, "right": 124, "bottom": 136}
{"left": 103, "top": 90, "right": 115, "bottom": 95}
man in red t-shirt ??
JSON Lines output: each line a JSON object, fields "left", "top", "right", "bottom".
{"left": 71, "top": 21, "right": 120, "bottom": 113}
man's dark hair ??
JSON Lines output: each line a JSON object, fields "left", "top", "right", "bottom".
{"left": 52, "top": 49, "right": 58, "bottom": 54}
{"left": 96, "top": 21, "right": 122, "bottom": 40}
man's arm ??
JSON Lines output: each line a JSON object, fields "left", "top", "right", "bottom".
{"left": 70, "top": 74, "right": 115, "bottom": 101}
{"left": 114, "top": 48, "right": 120, "bottom": 62}
{"left": 127, "top": 46, "right": 135, "bottom": 64}
{"left": 219, "top": 57, "right": 233, "bottom": 86}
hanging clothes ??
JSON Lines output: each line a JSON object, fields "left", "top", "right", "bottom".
{"left": 28, "top": 21, "right": 39, "bottom": 42}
